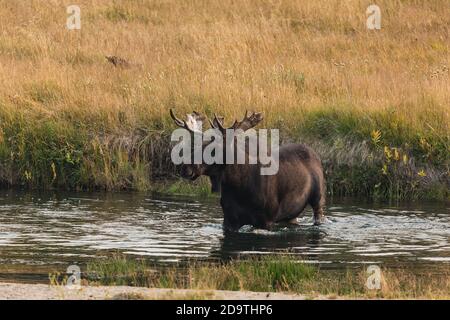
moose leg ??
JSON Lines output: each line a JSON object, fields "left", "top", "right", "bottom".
{"left": 309, "top": 172, "right": 326, "bottom": 225}
{"left": 310, "top": 192, "right": 326, "bottom": 225}
{"left": 222, "top": 206, "right": 241, "bottom": 232}
{"left": 312, "top": 205, "right": 325, "bottom": 225}
{"left": 221, "top": 196, "right": 249, "bottom": 232}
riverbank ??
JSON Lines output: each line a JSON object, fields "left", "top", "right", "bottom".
{"left": 0, "top": 282, "right": 325, "bottom": 300}
{"left": 0, "top": 1, "right": 448, "bottom": 200}
{"left": 41, "top": 255, "right": 450, "bottom": 300}
{"left": 3, "top": 259, "right": 449, "bottom": 300}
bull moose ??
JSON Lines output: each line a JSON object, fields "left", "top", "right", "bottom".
{"left": 170, "top": 109, "right": 326, "bottom": 232}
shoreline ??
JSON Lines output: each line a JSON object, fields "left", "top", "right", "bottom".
{"left": 0, "top": 282, "right": 330, "bottom": 300}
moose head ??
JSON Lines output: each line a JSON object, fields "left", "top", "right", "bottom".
{"left": 169, "top": 109, "right": 264, "bottom": 192}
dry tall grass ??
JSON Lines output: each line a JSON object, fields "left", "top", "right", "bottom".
{"left": 0, "top": 0, "right": 448, "bottom": 196}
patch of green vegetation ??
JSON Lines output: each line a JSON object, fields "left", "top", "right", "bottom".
{"left": 291, "top": 104, "right": 449, "bottom": 201}
{"left": 0, "top": 115, "right": 85, "bottom": 189}
{"left": 188, "top": 256, "right": 317, "bottom": 292}
{"left": 87, "top": 254, "right": 154, "bottom": 287}
{"left": 86, "top": 254, "right": 318, "bottom": 292}
{"left": 85, "top": 255, "right": 450, "bottom": 299}
{"left": 154, "top": 177, "right": 215, "bottom": 198}
{"left": 0, "top": 110, "right": 155, "bottom": 191}
{"left": 299, "top": 103, "right": 448, "bottom": 166}
{"left": 0, "top": 104, "right": 447, "bottom": 200}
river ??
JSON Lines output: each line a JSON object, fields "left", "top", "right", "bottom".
{"left": 0, "top": 190, "right": 448, "bottom": 282}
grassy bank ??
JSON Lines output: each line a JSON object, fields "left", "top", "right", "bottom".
{"left": 0, "top": 1, "right": 448, "bottom": 200}
{"left": 77, "top": 255, "right": 450, "bottom": 299}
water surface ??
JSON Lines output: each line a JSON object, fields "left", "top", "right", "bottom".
{"left": 0, "top": 191, "right": 448, "bottom": 282}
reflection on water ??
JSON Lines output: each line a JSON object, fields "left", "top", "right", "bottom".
{"left": 0, "top": 190, "right": 449, "bottom": 281}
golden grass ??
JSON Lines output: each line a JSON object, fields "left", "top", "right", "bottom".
{"left": 0, "top": 0, "right": 448, "bottom": 127}
{"left": 0, "top": 0, "right": 448, "bottom": 195}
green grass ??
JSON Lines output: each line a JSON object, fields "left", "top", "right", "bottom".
{"left": 84, "top": 254, "right": 450, "bottom": 299}
{"left": 87, "top": 254, "right": 154, "bottom": 287}
{"left": 153, "top": 177, "right": 215, "bottom": 198}
{"left": 188, "top": 256, "right": 317, "bottom": 293}
{"left": 0, "top": 105, "right": 447, "bottom": 200}
{"left": 86, "top": 254, "right": 318, "bottom": 291}
{"left": 299, "top": 104, "right": 448, "bottom": 166}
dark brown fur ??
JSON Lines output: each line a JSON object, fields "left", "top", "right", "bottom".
{"left": 217, "top": 143, "right": 325, "bottom": 231}
{"left": 170, "top": 109, "right": 326, "bottom": 232}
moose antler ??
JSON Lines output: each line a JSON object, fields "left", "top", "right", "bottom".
{"left": 209, "top": 110, "right": 263, "bottom": 134}
{"left": 208, "top": 114, "right": 225, "bottom": 133}
{"left": 230, "top": 110, "right": 263, "bottom": 131}
{"left": 170, "top": 109, "right": 205, "bottom": 133}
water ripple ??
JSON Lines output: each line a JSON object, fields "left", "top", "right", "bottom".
{"left": 0, "top": 191, "right": 448, "bottom": 276}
